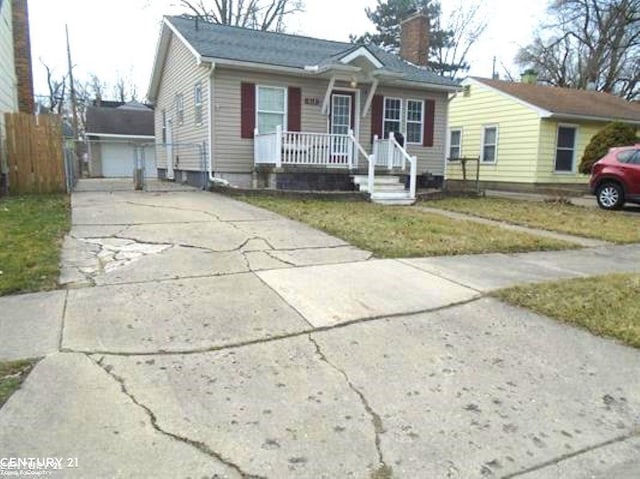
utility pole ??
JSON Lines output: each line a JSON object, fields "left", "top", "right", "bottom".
{"left": 492, "top": 56, "right": 497, "bottom": 79}
{"left": 65, "top": 24, "right": 80, "bottom": 175}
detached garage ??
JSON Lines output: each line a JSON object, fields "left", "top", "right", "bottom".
{"left": 86, "top": 102, "right": 156, "bottom": 178}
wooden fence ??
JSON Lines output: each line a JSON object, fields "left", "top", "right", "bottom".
{"left": 5, "top": 112, "right": 66, "bottom": 194}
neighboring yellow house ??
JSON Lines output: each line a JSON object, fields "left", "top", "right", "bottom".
{"left": 447, "top": 77, "right": 640, "bottom": 192}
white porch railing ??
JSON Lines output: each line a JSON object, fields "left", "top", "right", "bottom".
{"left": 254, "top": 125, "right": 359, "bottom": 168}
{"left": 371, "top": 132, "right": 417, "bottom": 200}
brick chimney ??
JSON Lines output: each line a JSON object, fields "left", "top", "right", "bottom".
{"left": 12, "top": 0, "right": 34, "bottom": 114}
{"left": 400, "top": 12, "right": 429, "bottom": 67}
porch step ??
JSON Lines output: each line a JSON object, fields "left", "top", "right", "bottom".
{"left": 352, "top": 175, "right": 402, "bottom": 186}
{"left": 359, "top": 183, "right": 407, "bottom": 193}
{"left": 370, "top": 191, "right": 416, "bottom": 206}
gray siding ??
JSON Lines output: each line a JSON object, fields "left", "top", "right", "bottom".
{"left": 212, "top": 67, "right": 448, "bottom": 176}
{"left": 154, "top": 33, "right": 210, "bottom": 172}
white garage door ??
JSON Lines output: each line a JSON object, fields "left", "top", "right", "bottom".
{"left": 101, "top": 143, "right": 156, "bottom": 178}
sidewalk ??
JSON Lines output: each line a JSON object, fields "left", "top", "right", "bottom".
{"left": 1, "top": 186, "right": 639, "bottom": 478}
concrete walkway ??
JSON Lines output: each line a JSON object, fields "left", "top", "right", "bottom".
{"left": 1, "top": 182, "right": 640, "bottom": 478}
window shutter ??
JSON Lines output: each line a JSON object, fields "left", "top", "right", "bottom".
{"left": 240, "top": 82, "right": 255, "bottom": 138}
{"left": 423, "top": 99, "right": 435, "bottom": 147}
{"left": 371, "top": 95, "right": 383, "bottom": 142}
{"left": 287, "top": 86, "right": 302, "bottom": 132}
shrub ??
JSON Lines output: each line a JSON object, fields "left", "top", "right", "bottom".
{"left": 579, "top": 122, "right": 638, "bottom": 174}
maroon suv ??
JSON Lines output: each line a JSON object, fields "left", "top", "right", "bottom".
{"left": 589, "top": 145, "right": 640, "bottom": 209}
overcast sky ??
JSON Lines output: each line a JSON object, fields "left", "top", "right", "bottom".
{"left": 28, "top": 0, "right": 548, "bottom": 102}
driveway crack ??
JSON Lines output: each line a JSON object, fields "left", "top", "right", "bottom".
{"left": 89, "top": 355, "right": 264, "bottom": 479}
{"left": 307, "top": 335, "right": 391, "bottom": 478}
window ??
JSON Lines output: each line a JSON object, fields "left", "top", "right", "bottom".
{"left": 617, "top": 149, "right": 640, "bottom": 164}
{"left": 194, "top": 83, "right": 203, "bottom": 125}
{"left": 175, "top": 94, "right": 184, "bottom": 125}
{"left": 448, "top": 129, "right": 462, "bottom": 159}
{"left": 256, "top": 85, "right": 286, "bottom": 134}
{"left": 161, "top": 110, "right": 166, "bottom": 144}
{"left": 406, "top": 100, "right": 424, "bottom": 144}
{"left": 383, "top": 97, "right": 402, "bottom": 139}
{"left": 481, "top": 126, "right": 498, "bottom": 163}
{"left": 555, "top": 126, "right": 576, "bottom": 172}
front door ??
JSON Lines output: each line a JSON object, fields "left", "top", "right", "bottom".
{"left": 330, "top": 92, "right": 355, "bottom": 162}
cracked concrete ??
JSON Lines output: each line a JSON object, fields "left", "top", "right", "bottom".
{"left": 2, "top": 182, "right": 640, "bottom": 478}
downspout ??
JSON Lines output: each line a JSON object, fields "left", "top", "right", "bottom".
{"left": 206, "top": 62, "right": 230, "bottom": 187}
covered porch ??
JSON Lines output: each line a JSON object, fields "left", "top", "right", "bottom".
{"left": 253, "top": 127, "right": 417, "bottom": 203}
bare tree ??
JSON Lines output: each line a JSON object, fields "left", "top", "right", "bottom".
{"left": 180, "top": 0, "right": 304, "bottom": 32}
{"left": 41, "top": 60, "right": 67, "bottom": 114}
{"left": 112, "top": 76, "right": 138, "bottom": 103}
{"left": 430, "top": 1, "right": 487, "bottom": 79}
{"left": 517, "top": 0, "right": 640, "bottom": 100}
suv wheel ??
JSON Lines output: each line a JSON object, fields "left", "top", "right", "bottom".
{"left": 596, "top": 182, "right": 624, "bottom": 210}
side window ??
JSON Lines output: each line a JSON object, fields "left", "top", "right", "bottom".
{"left": 194, "top": 83, "right": 203, "bottom": 125}
{"left": 448, "top": 129, "right": 462, "bottom": 159}
{"left": 617, "top": 149, "right": 639, "bottom": 164}
{"left": 630, "top": 150, "right": 640, "bottom": 165}
{"left": 481, "top": 126, "right": 498, "bottom": 163}
{"left": 161, "top": 110, "right": 167, "bottom": 144}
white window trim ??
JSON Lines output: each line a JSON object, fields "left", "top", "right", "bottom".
{"left": 554, "top": 124, "right": 578, "bottom": 174}
{"left": 480, "top": 124, "right": 499, "bottom": 164}
{"left": 382, "top": 96, "right": 403, "bottom": 139}
{"left": 175, "top": 94, "right": 184, "bottom": 125}
{"left": 255, "top": 84, "right": 288, "bottom": 134}
{"left": 448, "top": 128, "right": 463, "bottom": 160}
{"left": 405, "top": 98, "right": 425, "bottom": 145}
{"left": 194, "top": 83, "right": 203, "bottom": 126}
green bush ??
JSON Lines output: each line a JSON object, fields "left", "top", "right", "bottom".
{"left": 579, "top": 122, "right": 638, "bottom": 174}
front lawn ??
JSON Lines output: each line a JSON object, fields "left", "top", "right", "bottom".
{"left": 239, "top": 196, "right": 576, "bottom": 257}
{"left": 0, "top": 194, "right": 70, "bottom": 296}
{"left": 0, "top": 359, "right": 38, "bottom": 408}
{"left": 428, "top": 197, "right": 640, "bottom": 243}
{"left": 495, "top": 274, "right": 640, "bottom": 348}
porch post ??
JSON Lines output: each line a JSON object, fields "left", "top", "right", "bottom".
{"left": 253, "top": 128, "right": 259, "bottom": 167}
{"left": 275, "top": 125, "right": 282, "bottom": 168}
{"left": 388, "top": 132, "right": 395, "bottom": 170}
{"left": 372, "top": 134, "right": 379, "bottom": 166}
{"left": 348, "top": 129, "right": 354, "bottom": 169}
{"left": 410, "top": 155, "right": 417, "bottom": 199}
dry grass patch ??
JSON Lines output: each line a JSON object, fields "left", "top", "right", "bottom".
{"left": 495, "top": 274, "right": 640, "bottom": 348}
{"left": 239, "top": 196, "right": 576, "bottom": 257}
{"left": 429, "top": 197, "right": 640, "bottom": 243}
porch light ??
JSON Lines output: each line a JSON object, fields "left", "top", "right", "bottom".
{"left": 350, "top": 78, "right": 358, "bottom": 88}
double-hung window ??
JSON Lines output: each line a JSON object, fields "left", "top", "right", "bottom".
{"left": 555, "top": 126, "right": 577, "bottom": 172}
{"left": 448, "top": 129, "right": 462, "bottom": 159}
{"left": 406, "top": 100, "right": 424, "bottom": 144}
{"left": 383, "top": 97, "right": 402, "bottom": 139}
{"left": 175, "top": 94, "right": 184, "bottom": 125}
{"left": 257, "top": 86, "right": 286, "bottom": 134}
{"left": 194, "top": 83, "right": 203, "bottom": 125}
{"left": 481, "top": 126, "right": 498, "bottom": 163}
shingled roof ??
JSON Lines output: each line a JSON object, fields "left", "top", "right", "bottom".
{"left": 472, "top": 77, "right": 640, "bottom": 124}
{"left": 85, "top": 105, "right": 154, "bottom": 137}
{"left": 166, "top": 15, "right": 458, "bottom": 89}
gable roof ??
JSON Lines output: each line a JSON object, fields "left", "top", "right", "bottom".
{"left": 85, "top": 106, "right": 154, "bottom": 137}
{"left": 148, "top": 15, "right": 458, "bottom": 100}
{"left": 471, "top": 77, "right": 640, "bottom": 124}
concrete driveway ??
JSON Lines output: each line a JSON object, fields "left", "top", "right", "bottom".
{"left": 1, "top": 182, "right": 640, "bottom": 478}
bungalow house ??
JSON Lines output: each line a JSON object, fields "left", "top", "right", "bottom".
{"left": 447, "top": 77, "right": 640, "bottom": 192}
{"left": 85, "top": 101, "right": 156, "bottom": 178}
{"left": 0, "top": 0, "right": 34, "bottom": 192}
{"left": 147, "top": 13, "right": 460, "bottom": 204}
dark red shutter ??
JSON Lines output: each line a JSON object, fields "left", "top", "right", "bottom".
{"left": 423, "top": 99, "right": 435, "bottom": 147}
{"left": 371, "top": 94, "right": 383, "bottom": 142}
{"left": 240, "top": 82, "right": 255, "bottom": 138}
{"left": 287, "top": 87, "right": 302, "bottom": 132}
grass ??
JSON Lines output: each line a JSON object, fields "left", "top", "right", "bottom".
{"left": 0, "top": 194, "right": 70, "bottom": 296}
{"left": 427, "top": 197, "right": 640, "bottom": 244}
{"left": 0, "top": 359, "right": 38, "bottom": 408}
{"left": 495, "top": 274, "right": 640, "bottom": 348}
{"left": 239, "top": 196, "right": 575, "bottom": 257}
